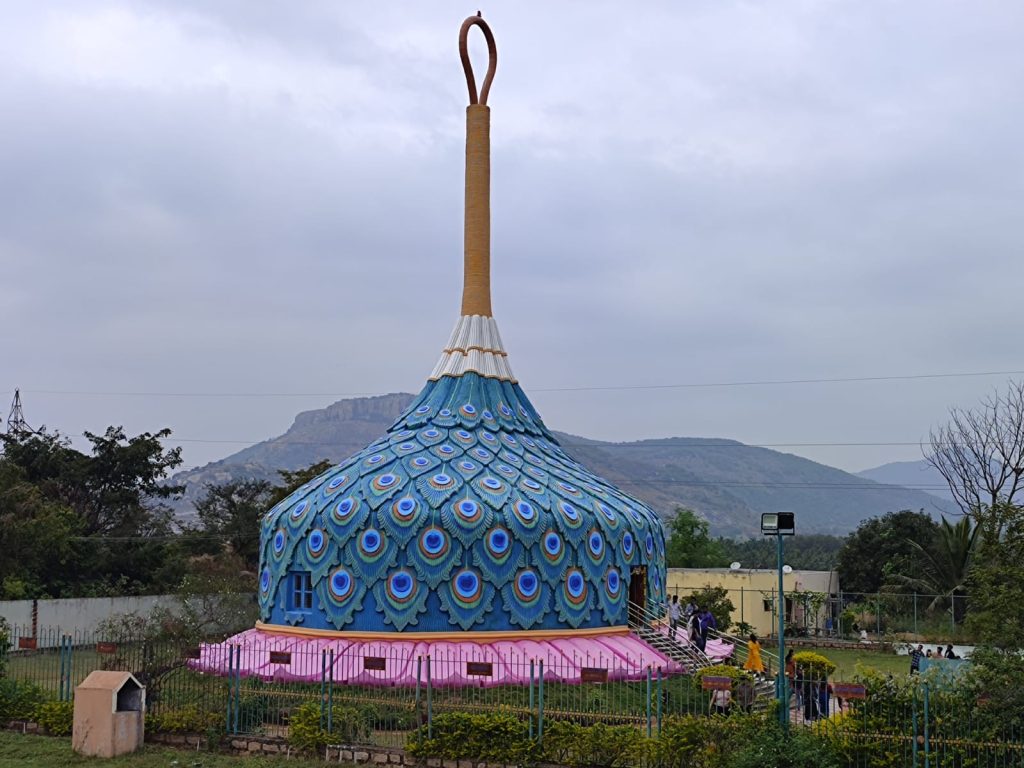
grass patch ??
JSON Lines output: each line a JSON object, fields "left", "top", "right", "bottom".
{"left": 807, "top": 647, "right": 909, "bottom": 680}
{"left": 0, "top": 730, "right": 316, "bottom": 767}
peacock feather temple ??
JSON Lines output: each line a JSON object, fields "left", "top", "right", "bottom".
{"left": 198, "top": 15, "right": 671, "bottom": 684}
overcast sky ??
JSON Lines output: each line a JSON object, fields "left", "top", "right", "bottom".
{"left": 2, "top": 0, "right": 1022, "bottom": 476}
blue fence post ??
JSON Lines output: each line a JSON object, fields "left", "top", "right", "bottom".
{"left": 912, "top": 687, "right": 919, "bottom": 768}
{"left": 656, "top": 667, "right": 663, "bottom": 736}
{"left": 66, "top": 635, "right": 74, "bottom": 702}
{"left": 646, "top": 666, "right": 652, "bottom": 738}
{"left": 538, "top": 660, "right": 545, "bottom": 745}
{"left": 923, "top": 682, "right": 930, "bottom": 768}
{"left": 328, "top": 649, "right": 334, "bottom": 734}
{"left": 231, "top": 647, "right": 238, "bottom": 737}
{"left": 225, "top": 643, "right": 235, "bottom": 735}
{"left": 58, "top": 635, "right": 68, "bottom": 702}
{"left": 529, "top": 660, "right": 535, "bottom": 740}
{"left": 320, "top": 649, "right": 327, "bottom": 730}
{"left": 426, "top": 655, "right": 433, "bottom": 740}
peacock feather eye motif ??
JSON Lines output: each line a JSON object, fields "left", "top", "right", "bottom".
{"left": 473, "top": 525, "right": 523, "bottom": 583}
{"left": 343, "top": 527, "right": 397, "bottom": 582}
{"left": 373, "top": 568, "right": 428, "bottom": 631}
{"left": 377, "top": 495, "right": 422, "bottom": 546}
{"left": 596, "top": 566, "right": 626, "bottom": 623}
{"left": 407, "top": 526, "right": 462, "bottom": 588}
{"left": 504, "top": 496, "right": 542, "bottom": 546}
{"left": 416, "top": 470, "right": 463, "bottom": 507}
{"left": 439, "top": 567, "right": 495, "bottom": 630}
{"left": 555, "top": 567, "right": 592, "bottom": 627}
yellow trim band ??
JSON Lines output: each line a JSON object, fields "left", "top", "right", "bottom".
{"left": 253, "top": 621, "right": 630, "bottom": 642}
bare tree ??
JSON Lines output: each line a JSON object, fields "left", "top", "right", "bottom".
{"left": 927, "top": 380, "right": 1024, "bottom": 532}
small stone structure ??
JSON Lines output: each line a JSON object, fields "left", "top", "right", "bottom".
{"left": 72, "top": 670, "right": 145, "bottom": 757}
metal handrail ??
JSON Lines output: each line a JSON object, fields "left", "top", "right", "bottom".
{"left": 627, "top": 601, "right": 714, "bottom": 671}
{"left": 707, "top": 627, "right": 778, "bottom": 676}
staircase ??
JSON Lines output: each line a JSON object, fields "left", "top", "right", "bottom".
{"left": 707, "top": 628, "right": 778, "bottom": 710}
{"left": 627, "top": 603, "right": 778, "bottom": 711}
{"left": 627, "top": 601, "right": 714, "bottom": 673}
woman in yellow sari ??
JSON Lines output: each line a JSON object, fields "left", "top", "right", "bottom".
{"left": 743, "top": 634, "right": 765, "bottom": 675}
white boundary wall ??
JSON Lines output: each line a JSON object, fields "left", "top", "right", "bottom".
{"left": 1, "top": 594, "right": 182, "bottom": 643}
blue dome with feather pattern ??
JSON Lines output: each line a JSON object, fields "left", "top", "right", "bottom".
{"left": 257, "top": 360, "right": 667, "bottom": 634}
{"left": 255, "top": 14, "right": 666, "bottom": 637}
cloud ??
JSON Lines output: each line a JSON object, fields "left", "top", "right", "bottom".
{"left": 1, "top": 0, "right": 1022, "bottom": 475}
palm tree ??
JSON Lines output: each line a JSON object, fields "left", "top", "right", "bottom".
{"left": 890, "top": 516, "right": 978, "bottom": 622}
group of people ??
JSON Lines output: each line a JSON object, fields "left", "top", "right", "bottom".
{"left": 908, "top": 643, "right": 960, "bottom": 673}
{"left": 783, "top": 649, "right": 833, "bottom": 720}
{"left": 667, "top": 594, "right": 718, "bottom": 652}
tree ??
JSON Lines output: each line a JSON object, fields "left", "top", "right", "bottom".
{"left": 965, "top": 503, "right": 1024, "bottom": 648}
{"left": 886, "top": 516, "right": 978, "bottom": 622}
{"left": 927, "top": 380, "right": 1024, "bottom": 535}
{"left": 0, "top": 426, "right": 184, "bottom": 596}
{"left": 0, "top": 461, "right": 80, "bottom": 599}
{"left": 187, "top": 460, "right": 334, "bottom": 572}
{"left": 188, "top": 479, "right": 273, "bottom": 571}
{"left": 683, "top": 584, "right": 735, "bottom": 632}
{"left": 835, "top": 510, "right": 938, "bottom": 594}
{"left": 716, "top": 534, "right": 844, "bottom": 571}
{"left": 665, "top": 507, "right": 725, "bottom": 568}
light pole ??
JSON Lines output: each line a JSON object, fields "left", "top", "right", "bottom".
{"left": 761, "top": 512, "right": 795, "bottom": 729}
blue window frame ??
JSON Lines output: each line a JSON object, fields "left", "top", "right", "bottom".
{"left": 290, "top": 572, "right": 313, "bottom": 611}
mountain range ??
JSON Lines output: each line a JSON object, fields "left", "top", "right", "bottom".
{"left": 169, "top": 393, "right": 954, "bottom": 537}
{"left": 856, "top": 459, "right": 954, "bottom": 502}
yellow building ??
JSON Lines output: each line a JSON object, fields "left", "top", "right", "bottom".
{"left": 666, "top": 567, "right": 840, "bottom": 637}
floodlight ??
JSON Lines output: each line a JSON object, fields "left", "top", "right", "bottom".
{"left": 761, "top": 512, "right": 795, "bottom": 535}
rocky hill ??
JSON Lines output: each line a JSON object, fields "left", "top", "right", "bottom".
{"left": 169, "top": 393, "right": 953, "bottom": 536}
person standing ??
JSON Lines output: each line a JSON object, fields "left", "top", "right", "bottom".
{"left": 785, "top": 650, "right": 799, "bottom": 710}
{"left": 688, "top": 611, "right": 701, "bottom": 648}
{"left": 910, "top": 644, "right": 924, "bottom": 674}
{"left": 684, "top": 597, "right": 697, "bottom": 624}
{"left": 696, "top": 608, "right": 709, "bottom": 652}
{"left": 743, "top": 634, "right": 765, "bottom": 676}
{"left": 669, "top": 595, "right": 681, "bottom": 638}
{"left": 709, "top": 685, "right": 731, "bottom": 716}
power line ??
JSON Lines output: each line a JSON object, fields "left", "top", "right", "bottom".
{"left": 14, "top": 367, "right": 1024, "bottom": 399}
{"left": 155, "top": 436, "right": 935, "bottom": 449}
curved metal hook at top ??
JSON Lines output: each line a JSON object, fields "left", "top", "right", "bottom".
{"left": 459, "top": 13, "right": 497, "bottom": 105}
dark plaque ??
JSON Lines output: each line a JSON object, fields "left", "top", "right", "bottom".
{"left": 701, "top": 675, "right": 733, "bottom": 691}
{"left": 466, "top": 661, "right": 494, "bottom": 677}
{"left": 183, "top": 647, "right": 202, "bottom": 659}
{"left": 832, "top": 682, "right": 867, "bottom": 700}
{"left": 363, "top": 656, "right": 387, "bottom": 671}
{"left": 580, "top": 667, "right": 609, "bottom": 684}
{"left": 17, "top": 637, "right": 37, "bottom": 650}
{"left": 96, "top": 642, "right": 117, "bottom": 654}
{"left": 269, "top": 651, "right": 292, "bottom": 664}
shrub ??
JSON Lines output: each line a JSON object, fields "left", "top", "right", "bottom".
{"left": 648, "top": 713, "right": 775, "bottom": 768}
{"left": 34, "top": 700, "right": 74, "bottom": 736}
{"left": 540, "top": 721, "right": 644, "bottom": 768}
{"left": 726, "top": 719, "right": 840, "bottom": 768}
{"left": 288, "top": 701, "right": 368, "bottom": 753}
{"left": 692, "top": 664, "right": 753, "bottom": 691}
{"left": 148, "top": 705, "right": 224, "bottom": 733}
{"left": 407, "top": 712, "right": 534, "bottom": 764}
{"left": 792, "top": 651, "right": 835, "bottom": 678}
{"left": 0, "top": 618, "right": 10, "bottom": 677}
{"left": 0, "top": 679, "right": 49, "bottom": 722}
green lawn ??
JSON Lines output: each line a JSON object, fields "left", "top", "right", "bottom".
{"left": 803, "top": 646, "right": 910, "bottom": 680}
{"left": 0, "top": 731, "right": 325, "bottom": 768}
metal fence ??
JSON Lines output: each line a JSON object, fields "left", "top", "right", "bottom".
{"left": 3, "top": 624, "right": 1022, "bottom": 766}
{"left": 664, "top": 586, "right": 976, "bottom": 643}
